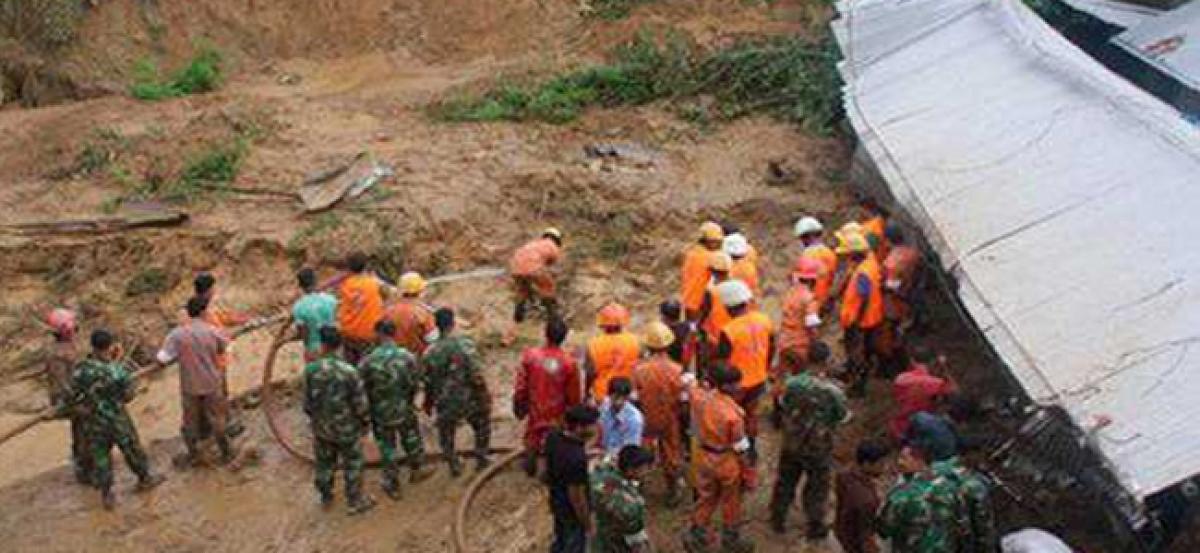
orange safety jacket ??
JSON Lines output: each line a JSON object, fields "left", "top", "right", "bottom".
{"left": 690, "top": 385, "right": 746, "bottom": 453}
{"left": 802, "top": 244, "right": 838, "bottom": 308}
{"left": 883, "top": 244, "right": 921, "bottom": 320}
{"left": 632, "top": 355, "right": 685, "bottom": 437}
{"left": 722, "top": 311, "right": 774, "bottom": 389}
{"left": 587, "top": 331, "right": 641, "bottom": 398}
{"left": 386, "top": 298, "right": 436, "bottom": 355}
{"left": 862, "top": 215, "right": 889, "bottom": 261}
{"left": 701, "top": 288, "right": 732, "bottom": 344}
{"left": 777, "top": 283, "right": 818, "bottom": 356}
{"left": 681, "top": 244, "right": 714, "bottom": 313}
{"left": 337, "top": 274, "right": 385, "bottom": 343}
{"left": 730, "top": 258, "right": 761, "bottom": 297}
{"left": 840, "top": 254, "right": 885, "bottom": 330}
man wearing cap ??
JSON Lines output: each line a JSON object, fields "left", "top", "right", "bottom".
{"left": 683, "top": 366, "right": 756, "bottom": 553}
{"left": 386, "top": 271, "right": 438, "bottom": 357}
{"left": 586, "top": 303, "right": 640, "bottom": 401}
{"left": 837, "top": 227, "right": 885, "bottom": 397}
{"left": 514, "top": 317, "right": 583, "bottom": 476}
{"left": 714, "top": 279, "right": 775, "bottom": 462}
{"left": 508, "top": 228, "right": 565, "bottom": 344}
{"left": 724, "top": 233, "right": 760, "bottom": 298}
{"left": 794, "top": 216, "right": 837, "bottom": 311}
{"left": 44, "top": 308, "right": 92, "bottom": 484}
{"left": 631, "top": 321, "right": 687, "bottom": 504}
{"left": 682, "top": 222, "right": 725, "bottom": 322}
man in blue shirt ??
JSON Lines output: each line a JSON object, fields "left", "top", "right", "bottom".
{"left": 599, "top": 377, "right": 643, "bottom": 455}
{"left": 292, "top": 268, "right": 339, "bottom": 362}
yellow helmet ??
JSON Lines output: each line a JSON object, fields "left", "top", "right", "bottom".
{"left": 835, "top": 231, "right": 870, "bottom": 255}
{"left": 709, "top": 251, "right": 733, "bottom": 272}
{"left": 543, "top": 227, "right": 563, "bottom": 241}
{"left": 643, "top": 321, "right": 676, "bottom": 350}
{"left": 698, "top": 221, "right": 724, "bottom": 242}
{"left": 399, "top": 271, "right": 426, "bottom": 295}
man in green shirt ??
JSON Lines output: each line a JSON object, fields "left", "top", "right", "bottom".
{"left": 422, "top": 308, "right": 491, "bottom": 476}
{"left": 591, "top": 445, "right": 656, "bottom": 553}
{"left": 292, "top": 268, "right": 338, "bottom": 362}
{"left": 358, "top": 319, "right": 433, "bottom": 499}
{"left": 304, "top": 326, "right": 374, "bottom": 514}
{"left": 878, "top": 445, "right": 968, "bottom": 553}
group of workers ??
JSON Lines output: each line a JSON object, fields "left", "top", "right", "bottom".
{"left": 39, "top": 196, "right": 1024, "bottom": 552}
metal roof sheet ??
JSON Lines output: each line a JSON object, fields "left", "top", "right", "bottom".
{"left": 835, "top": 0, "right": 1200, "bottom": 498}
{"left": 1114, "top": 0, "right": 1200, "bottom": 90}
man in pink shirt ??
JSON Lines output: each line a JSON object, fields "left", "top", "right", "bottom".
{"left": 889, "top": 345, "right": 956, "bottom": 440}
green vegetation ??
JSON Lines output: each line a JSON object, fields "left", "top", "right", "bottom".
{"left": 0, "top": 0, "right": 81, "bottom": 49}
{"left": 130, "top": 47, "right": 223, "bottom": 101}
{"left": 586, "top": 0, "right": 651, "bottom": 20}
{"left": 125, "top": 267, "right": 171, "bottom": 296}
{"left": 124, "top": 140, "right": 247, "bottom": 202}
{"left": 434, "top": 31, "right": 843, "bottom": 134}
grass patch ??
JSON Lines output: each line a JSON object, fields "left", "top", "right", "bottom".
{"left": 130, "top": 47, "right": 223, "bottom": 101}
{"left": 585, "top": 0, "right": 652, "bottom": 20}
{"left": 123, "top": 140, "right": 247, "bottom": 202}
{"left": 125, "top": 267, "right": 171, "bottom": 296}
{"left": 433, "top": 30, "right": 843, "bottom": 133}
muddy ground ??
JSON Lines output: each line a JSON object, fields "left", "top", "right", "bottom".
{"left": 0, "top": 1, "right": 1181, "bottom": 552}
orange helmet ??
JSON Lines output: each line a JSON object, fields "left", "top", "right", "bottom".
{"left": 792, "top": 257, "right": 823, "bottom": 281}
{"left": 46, "top": 308, "right": 77, "bottom": 337}
{"left": 596, "top": 303, "right": 631, "bottom": 328}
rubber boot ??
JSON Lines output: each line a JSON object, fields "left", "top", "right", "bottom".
{"left": 513, "top": 300, "right": 528, "bottom": 324}
{"left": 135, "top": 473, "right": 166, "bottom": 493}
{"left": 681, "top": 526, "right": 711, "bottom": 553}
{"left": 522, "top": 450, "right": 538, "bottom": 478}
{"left": 101, "top": 487, "right": 116, "bottom": 510}
{"left": 409, "top": 457, "right": 435, "bottom": 484}
{"left": 176, "top": 438, "right": 202, "bottom": 468}
{"left": 805, "top": 521, "right": 829, "bottom": 540}
{"left": 768, "top": 513, "right": 786, "bottom": 535}
{"left": 720, "top": 529, "right": 755, "bottom": 553}
{"left": 475, "top": 452, "right": 491, "bottom": 473}
{"left": 347, "top": 493, "right": 377, "bottom": 516}
{"left": 216, "top": 436, "right": 235, "bottom": 465}
{"left": 318, "top": 488, "right": 334, "bottom": 509}
{"left": 381, "top": 474, "right": 401, "bottom": 501}
{"left": 447, "top": 455, "right": 464, "bottom": 478}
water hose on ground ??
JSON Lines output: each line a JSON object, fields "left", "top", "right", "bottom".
{"left": 453, "top": 448, "right": 527, "bottom": 553}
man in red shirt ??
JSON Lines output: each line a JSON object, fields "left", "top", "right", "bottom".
{"left": 889, "top": 344, "right": 956, "bottom": 439}
{"left": 514, "top": 318, "right": 583, "bottom": 477}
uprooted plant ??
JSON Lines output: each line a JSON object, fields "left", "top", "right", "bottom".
{"left": 433, "top": 30, "right": 843, "bottom": 134}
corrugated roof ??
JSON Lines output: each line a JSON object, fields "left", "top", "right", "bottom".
{"left": 1114, "top": 0, "right": 1200, "bottom": 90}
{"left": 834, "top": 0, "right": 1200, "bottom": 498}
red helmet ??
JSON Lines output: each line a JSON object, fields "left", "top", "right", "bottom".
{"left": 46, "top": 308, "right": 77, "bottom": 337}
{"left": 792, "top": 257, "right": 823, "bottom": 281}
{"left": 596, "top": 303, "right": 631, "bottom": 329}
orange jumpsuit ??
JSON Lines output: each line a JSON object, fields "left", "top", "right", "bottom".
{"left": 632, "top": 354, "right": 685, "bottom": 482}
{"left": 510, "top": 238, "right": 561, "bottom": 300}
{"left": 386, "top": 298, "right": 436, "bottom": 356}
{"left": 337, "top": 273, "right": 386, "bottom": 363}
{"left": 883, "top": 244, "right": 921, "bottom": 323}
{"left": 681, "top": 244, "right": 714, "bottom": 317}
{"left": 690, "top": 385, "right": 750, "bottom": 533}
{"left": 862, "top": 215, "right": 889, "bottom": 262}
{"left": 586, "top": 331, "right": 641, "bottom": 399}
{"left": 722, "top": 311, "right": 774, "bottom": 440}
{"left": 802, "top": 244, "right": 838, "bottom": 309}
{"left": 730, "top": 258, "right": 761, "bottom": 298}
{"left": 776, "top": 283, "right": 819, "bottom": 376}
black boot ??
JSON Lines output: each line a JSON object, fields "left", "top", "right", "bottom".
{"left": 381, "top": 474, "right": 401, "bottom": 500}
{"left": 217, "top": 437, "right": 235, "bottom": 465}
{"left": 513, "top": 300, "right": 528, "bottom": 323}
{"left": 101, "top": 487, "right": 116, "bottom": 510}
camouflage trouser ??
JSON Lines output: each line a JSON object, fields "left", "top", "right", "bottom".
{"left": 373, "top": 415, "right": 424, "bottom": 483}
{"left": 69, "top": 415, "right": 94, "bottom": 483}
{"left": 437, "top": 409, "right": 491, "bottom": 463}
{"left": 313, "top": 438, "right": 365, "bottom": 500}
{"left": 88, "top": 425, "right": 151, "bottom": 490}
{"left": 769, "top": 451, "right": 832, "bottom": 529}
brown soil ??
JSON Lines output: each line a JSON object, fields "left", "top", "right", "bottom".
{"left": 0, "top": 1, "right": 1151, "bottom": 552}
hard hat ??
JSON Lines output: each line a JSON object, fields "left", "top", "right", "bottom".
{"left": 835, "top": 231, "right": 870, "bottom": 255}
{"left": 698, "top": 221, "right": 724, "bottom": 242}
{"left": 839, "top": 222, "right": 864, "bottom": 237}
{"left": 793, "top": 216, "right": 823, "bottom": 237}
{"left": 596, "top": 302, "right": 631, "bottom": 328}
{"left": 643, "top": 321, "right": 676, "bottom": 350}
{"left": 708, "top": 251, "right": 733, "bottom": 272}
{"left": 723, "top": 234, "right": 750, "bottom": 258}
{"left": 399, "top": 271, "right": 426, "bottom": 295}
{"left": 543, "top": 227, "right": 563, "bottom": 241}
{"left": 793, "top": 257, "right": 823, "bottom": 281}
{"left": 46, "top": 308, "right": 77, "bottom": 336}
{"left": 716, "top": 280, "right": 753, "bottom": 308}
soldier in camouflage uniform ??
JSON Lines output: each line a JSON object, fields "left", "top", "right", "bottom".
{"left": 43, "top": 308, "right": 92, "bottom": 484}
{"left": 358, "top": 320, "right": 434, "bottom": 499}
{"left": 422, "top": 308, "right": 491, "bottom": 477}
{"left": 591, "top": 445, "right": 656, "bottom": 553}
{"left": 878, "top": 445, "right": 968, "bottom": 553}
{"left": 768, "top": 342, "right": 848, "bottom": 539}
{"left": 933, "top": 436, "right": 997, "bottom": 553}
{"left": 63, "top": 330, "right": 165, "bottom": 509}
{"left": 304, "top": 326, "right": 375, "bottom": 514}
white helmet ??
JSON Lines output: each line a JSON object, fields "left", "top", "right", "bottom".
{"left": 723, "top": 234, "right": 750, "bottom": 258}
{"left": 793, "top": 216, "right": 823, "bottom": 237}
{"left": 716, "top": 280, "right": 754, "bottom": 308}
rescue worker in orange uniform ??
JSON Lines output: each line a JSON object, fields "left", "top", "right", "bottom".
{"left": 336, "top": 252, "right": 393, "bottom": 365}
{"left": 509, "top": 228, "right": 564, "bottom": 338}
{"left": 713, "top": 279, "right": 775, "bottom": 463}
{"left": 697, "top": 252, "right": 735, "bottom": 377}
{"left": 720, "top": 223, "right": 760, "bottom": 267}
{"left": 631, "top": 321, "right": 687, "bottom": 506}
{"left": 794, "top": 216, "right": 838, "bottom": 312}
{"left": 386, "top": 272, "right": 438, "bottom": 357}
{"left": 585, "top": 303, "right": 641, "bottom": 401}
{"left": 682, "top": 366, "right": 756, "bottom": 553}
{"left": 682, "top": 222, "right": 725, "bottom": 322}
{"left": 858, "top": 197, "right": 890, "bottom": 262}
{"left": 772, "top": 257, "right": 824, "bottom": 422}
{"left": 837, "top": 231, "right": 885, "bottom": 397}
{"left": 882, "top": 223, "right": 923, "bottom": 347}
{"left": 724, "top": 233, "right": 760, "bottom": 298}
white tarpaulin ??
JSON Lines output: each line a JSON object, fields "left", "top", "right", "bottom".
{"left": 835, "top": 0, "right": 1200, "bottom": 499}
{"left": 1063, "top": 0, "right": 1162, "bottom": 28}
{"left": 1115, "top": 0, "right": 1200, "bottom": 89}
